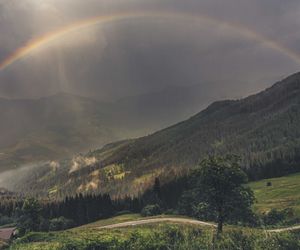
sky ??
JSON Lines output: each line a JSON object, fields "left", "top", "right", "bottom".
{"left": 0, "top": 0, "right": 300, "bottom": 100}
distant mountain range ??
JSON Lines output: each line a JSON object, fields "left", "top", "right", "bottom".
{"left": 0, "top": 84, "right": 221, "bottom": 172}
{"left": 3, "top": 72, "right": 300, "bottom": 198}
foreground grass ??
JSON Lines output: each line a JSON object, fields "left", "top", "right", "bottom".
{"left": 248, "top": 173, "right": 300, "bottom": 216}
{"left": 9, "top": 222, "right": 300, "bottom": 250}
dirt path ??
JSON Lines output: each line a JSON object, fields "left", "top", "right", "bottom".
{"left": 98, "top": 217, "right": 300, "bottom": 233}
{"left": 267, "top": 225, "right": 300, "bottom": 233}
{"left": 98, "top": 217, "right": 216, "bottom": 229}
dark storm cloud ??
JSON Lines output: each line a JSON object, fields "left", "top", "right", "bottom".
{"left": 0, "top": 0, "right": 299, "bottom": 100}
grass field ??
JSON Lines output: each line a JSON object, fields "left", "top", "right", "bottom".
{"left": 10, "top": 217, "right": 215, "bottom": 250}
{"left": 248, "top": 173, "right": 300, "bottom": 216}
{"left": 9, "top": 219, "right": 300, "bottom": 250}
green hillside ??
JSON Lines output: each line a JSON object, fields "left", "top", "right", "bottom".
{"left": 249, "top": 173, "right": 300, "bottom": 216}
{"left": 9, "top": 215, "right": 300, "bottom": 250}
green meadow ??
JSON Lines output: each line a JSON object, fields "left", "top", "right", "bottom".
{"left": 248, "top": 173, "right": 300, "bottom": 216}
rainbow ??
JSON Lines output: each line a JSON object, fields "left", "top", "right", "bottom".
{"left": 1, "top": 10, "right": 300, "bottom": 71}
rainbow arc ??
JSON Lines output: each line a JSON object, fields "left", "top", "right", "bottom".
{"left": 1, "top": 10, "right": 300, "bottom": 71}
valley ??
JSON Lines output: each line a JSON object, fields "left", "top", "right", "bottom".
{"left": 1, "top": 1, "right": 300, "bottom": 248}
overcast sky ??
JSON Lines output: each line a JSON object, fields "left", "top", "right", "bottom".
{"left": 0, "top": 0, "right": 299, "bottom": 100}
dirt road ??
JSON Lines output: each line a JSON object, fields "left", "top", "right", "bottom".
{"left": 98, "top": 217, "right": 216, "bottom": 229}
{"left": 98, "top": 217, "right": 300, "bottom": 233}
{"left": 267, "top": 225, "right": 300, "bottom": 233}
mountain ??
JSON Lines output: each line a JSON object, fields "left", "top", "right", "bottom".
{"left": 3, "top": 72, "right": 300, "bottom": 198}
{"left": 0, "top": 84, "right": 220, "bottom": 172}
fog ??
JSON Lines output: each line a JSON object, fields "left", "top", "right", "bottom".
{"left": 0, "top": 162, "right": 48, "bottom": 190}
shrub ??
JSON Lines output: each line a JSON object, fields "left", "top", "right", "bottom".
{"left": 49, "top": 217, "right": 75, "bottom": 231}
{"left": 262, "top": 208, "right": 294, "bottom": 226}
{"left": 141, "top": 204, "right": 161, "bottom": 217}
{"left": 39, "top": 218, "right": 50, "bottom": 232}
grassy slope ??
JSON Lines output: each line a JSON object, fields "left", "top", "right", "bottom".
{"left": 77, "top": 214, "right": 142, "bottom": 228}
{"left": 77, "top": 213, "right": 194, "bottom": 229}
{"left": 9, "top": 215, "right": 300, "bottom": 250}
{"left": 9, "top": 214, "right": 213, "bottom": 250}
{"left": 248, "top": 173, "right": 300, "bottom": 216}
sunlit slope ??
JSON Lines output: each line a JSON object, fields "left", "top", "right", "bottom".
{"left": 249, "top": 173, "right": 300, "bottom": 216}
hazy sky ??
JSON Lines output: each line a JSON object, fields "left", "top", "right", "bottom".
{"left": 0, "top": 0, "right": 299, "bottom": 100}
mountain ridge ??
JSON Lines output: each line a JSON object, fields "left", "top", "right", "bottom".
{"left": 3, "top": 72, "right": 300, "bottom": 197}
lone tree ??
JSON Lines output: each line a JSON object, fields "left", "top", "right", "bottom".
{"left": 196, "top": 155, "right": 254, "bottom": 234}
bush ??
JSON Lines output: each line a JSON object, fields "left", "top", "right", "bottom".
{"left": 141, "top": 204, "right": 161, "bottom": 217}
{"left": 164, "top": 209, "right": 178, "bottom": 215}
{"left": 262, "top": 208, "right": 294, "bottom": 226}
{"left": 49, "top": 217, "right": 75, "bottom": 231}
{"left": 39, "top": 218, "right": 50, "bottom": 232}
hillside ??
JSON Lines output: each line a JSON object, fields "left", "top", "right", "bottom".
{"left": 249, "top": 173, "right": 300, "bottom": 217}
{"left": 9, "top": 214, "right": 300, "bottom": 250}
{"left": 0, "top": 84, "right": 217, "bottom": 172}
{"left": 3, "top": 72, "right": 300, "bottom": 197}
